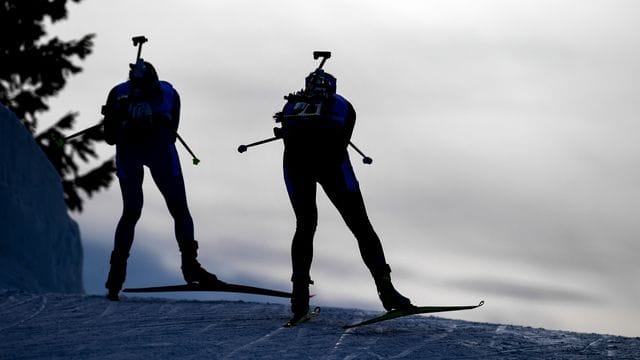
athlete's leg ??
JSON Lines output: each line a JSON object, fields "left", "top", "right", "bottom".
{"left": 321, "top": 159, "right": 412, "bottom": 310}
{"left": 106, "top": 150, "right": 145, "bottom": 299}
{"left": 149, "top": 146, "right": 218, "bottom": 285}
{"left": 319, "top": 159, "right": 388, "bottom": 274}
{"left": 148, "top": 146, "right": 194, "bottom": 246}
{"left": 284, "top": 161, "right": 318, "bottom": 316}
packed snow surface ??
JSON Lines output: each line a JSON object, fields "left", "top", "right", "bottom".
{"left": 0, "top": 290, "right": 638, "bottom": 359}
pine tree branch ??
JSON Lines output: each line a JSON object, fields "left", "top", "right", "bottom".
{"left": 74, "top": 157, "right": 116, "bottom": 198}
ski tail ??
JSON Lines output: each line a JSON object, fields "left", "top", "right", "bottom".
{"left": 123, "top": 282, "right": 292, "bottom": 298}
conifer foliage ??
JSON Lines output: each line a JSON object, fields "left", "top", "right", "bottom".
{"left": 0, "top": 0, "right": 115, "bottom": 212}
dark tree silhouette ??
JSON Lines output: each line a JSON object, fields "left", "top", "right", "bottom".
{"left": 0, "top": 0, "right": 115, "bottom": 212}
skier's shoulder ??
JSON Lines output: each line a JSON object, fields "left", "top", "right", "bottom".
{"left": 333, "top": 93, "right": 349, "bottom": 104}
{"left": 158, "top": 80, "right": 179, "bottom": 105}
{"left": 332, "top": 93, "right": 354, "bottom": 110}
{"left": 159, "top": 80, "right": 179, "bottom": 99}
{"left": 106, "top": 81, "right": 131, "bottom": 102}
{"left": 331, "top": 93, "right": 355, "bottom": 117}
{"left": 110, "top": 80, "right": 130, "bottom": 93}
{"left": 282, "top": 92, "right": 302, "bottom": 113}
{"left": 159, "top": 80, "right": 175, "bottom": 91}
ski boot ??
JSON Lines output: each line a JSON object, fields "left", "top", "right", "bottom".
{"left": 180, "top": 240, "right": 222, "bottom": 286}
{"left": 374, "top": 272, "right": 413, "bottom": 311}
{"left": 289, "top": 276, "right": 313, "bottom": 323}
{"left": 105, "top": 251, "right": 129, "bottom": 301}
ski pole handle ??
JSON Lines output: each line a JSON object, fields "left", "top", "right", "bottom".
{"left": 237, "top": 136, "right": 280, "bottom": 153}
{"left": 349, "top": 141, "right": 373, "bottom": 165}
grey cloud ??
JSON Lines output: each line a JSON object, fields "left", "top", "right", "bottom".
{"left": 446, "top": 277, "right": 603, "bottom": 305}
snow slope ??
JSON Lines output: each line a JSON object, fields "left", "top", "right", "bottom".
{"left": 0, "top": 105, "right": 83, "bottom": 293}
{"left": 0, "top": 291, "right": 638, "bottom": 359}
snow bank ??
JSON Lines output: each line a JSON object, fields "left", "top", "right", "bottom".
{"left": 0, "top": 105, "right": 83, "bottom": 293}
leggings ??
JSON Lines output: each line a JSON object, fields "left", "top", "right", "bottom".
{"left": 284, "top": 156, "right": 389, "bottom": 283}
{"left": 112, "top": 144, "right": 194, "bottom": 255}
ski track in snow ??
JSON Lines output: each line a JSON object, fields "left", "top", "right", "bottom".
{"left": 329, "top": 326, "right": 355, "bottom": 357}
{"left": 0, "top": 292, "right": 638, "bottom": 359}
{"left": 222, "top": 327, "right": 285, "bottom": 358}
{"left": 0, "top": 294, "right": 47, "bottom": 332}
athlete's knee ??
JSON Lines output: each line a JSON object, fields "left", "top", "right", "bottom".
{"left": 120, "top": 204, "right": 143, "bottom": 224}
{"left": 295, "top": 215, "right": 317, "bottom": 235}
{"left": 166, "top": 198, "right": 190, "bottom": 220}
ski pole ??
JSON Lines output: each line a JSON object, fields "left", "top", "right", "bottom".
{"left": 55, "top": 123, "right": 103, "bottom": 147}
{"left": 173, "top": 130, "right": 200, "bottom": 165}
{"left": 349, "top": 141, "right": 373, "bottom": 165}
{"left": 64, "top": 123, "right": 102, "bottom": 141}
{"left": 237, "top": 136, "right": 280, "bottom": 153}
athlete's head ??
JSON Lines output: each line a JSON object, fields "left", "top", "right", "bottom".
{"left": 305, "top": 69, "right": 336, "bottom": 97}
{"left": 129, "top": 59, "right": 160, "bottom": 94}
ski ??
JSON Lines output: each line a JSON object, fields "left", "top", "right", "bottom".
{"left": 343, "top": 300, "right": 484, "bottom": 329}
{"left": 284, "top": 307, "right": 321, "bottom": 327}
{"left": 122, "top": 282, "right": 292, "bottom": 298}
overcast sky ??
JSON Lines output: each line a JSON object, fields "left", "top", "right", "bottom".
{"left": 43, "top": 0, "right": 640, "bottom": 337}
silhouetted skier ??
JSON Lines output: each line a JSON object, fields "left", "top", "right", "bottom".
{"left": 101, "top": 57, "right": 219, "bottom": 301}
{"left": 277, "top": 54, "right": 413, "bottom": 322}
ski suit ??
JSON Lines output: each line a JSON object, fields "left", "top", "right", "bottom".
{"left": 103, "top": 80, "right": 194, "bottom": 257}
{"left": 280, "top": 93, "right": 391, "bottom": 286}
